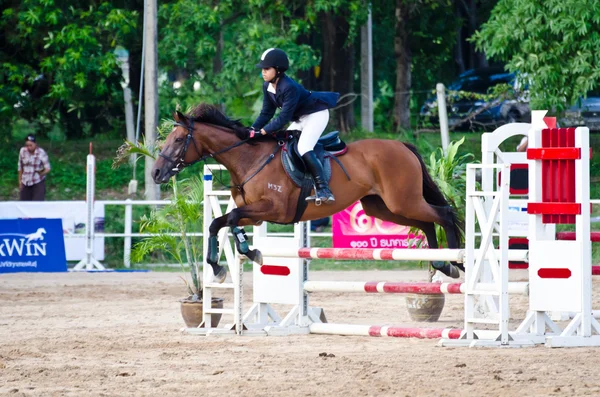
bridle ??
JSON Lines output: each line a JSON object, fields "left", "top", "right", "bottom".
{"left": 157, "top": 118, "right": 282, "bottom": 203}
{"left": 158, "top": 119, "right": 248, "bottom": 175}
{"left": 158, "top": 120, "right": 201, "bottom": 174}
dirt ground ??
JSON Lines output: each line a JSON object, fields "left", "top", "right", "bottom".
{"left": 2, "top": 269, "right": 600, "bottom": 397}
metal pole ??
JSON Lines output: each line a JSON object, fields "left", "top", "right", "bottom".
{"left": 124, "top": 86, "right": 136, "bottom": 167}
{"left": 360, "top": 7, "right": 374, "bottom": 132}
{"left": 436, "top": 83, "right": 450, "bottom": 153}
{"left": 124, "top": 199, "right": 132, "bottom": 268}
{"left": 144, "top": 0, "right": 159, "bottom": 200}
{"left": 73, "top": 145, "right": 105, "bottom": 270}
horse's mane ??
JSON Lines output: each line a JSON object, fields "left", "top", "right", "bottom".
{"left": 187, "top": 103, "right": 271, "bottom": 144}
{"left": 188, "top": 104, "right": 245, "bottom": 132}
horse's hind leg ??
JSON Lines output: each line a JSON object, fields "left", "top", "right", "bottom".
{"left": 425, "top": 204, "right": 464, "bottom": 272}
{"left": 360, "top": 196, "right": 461, "bottom": 278}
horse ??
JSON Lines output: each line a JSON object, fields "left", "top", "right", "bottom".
{"left": 25, "top": 228, "right": 46, "bottom": 243}
{"left": 153, "top": 104, "right": 464, "bottom": 283}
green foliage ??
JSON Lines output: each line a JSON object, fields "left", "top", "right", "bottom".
{"left": 156, "top": 0, "right": 325, "bottom": 123}
{"left": 410, "top": 137, "right": 474, "bottom": 251}
{"left": 0, "top": 0, "right": 463, "bottom": 138}
{"left": 474, "top": 0, "right": 600, "bottom": 112}
{"left": 0, "top": 0, "right": 138, "bottom": 139}
{"left": 427, "top": 137, "right": 473, "bottom": 218}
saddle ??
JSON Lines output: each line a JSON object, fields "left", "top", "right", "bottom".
{"left": 281, "top": 130, "right": 347, "bottom": 187}
{"left": 279, "top": 130, "right": 348, "bottom": 223}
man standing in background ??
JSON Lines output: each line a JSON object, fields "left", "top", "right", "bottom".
{"left": 18, "top": 134, "right": 51, "bottom": 201}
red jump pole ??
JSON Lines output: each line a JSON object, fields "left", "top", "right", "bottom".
{"left": 556, "top": 231, "right": 600, "bottom": 242}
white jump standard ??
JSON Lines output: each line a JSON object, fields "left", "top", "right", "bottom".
{"left": 442, "top": 124, "right": 599, "bottom": 347}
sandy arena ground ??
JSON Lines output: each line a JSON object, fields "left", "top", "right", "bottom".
{"left": 2, "top": 269, "right": 600, "bottom": 397}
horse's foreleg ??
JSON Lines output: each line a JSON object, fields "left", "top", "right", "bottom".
{"left": 206, "top": 214, "right": 230, "bottom": 283}
{"left": 224, "top": 200, "right": 276, "bottom": 266}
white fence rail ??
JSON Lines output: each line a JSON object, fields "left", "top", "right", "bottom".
{"left": 78, "top": 199, "right": 330, "bottom": 268}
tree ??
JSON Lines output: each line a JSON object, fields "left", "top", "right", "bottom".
{"left": 453, "top": 0, "right": 497, "bottom": 74}
{"left": 474, "top": 0, "right": 600, "bottom": 112}
{"left": 394, "top": 0, "right": 411, "bottom": 130}
{"left": 308, "top": 0, "right": 368, "bottom": 132}
{"left": 0, "top": 1, "right": 139, "bottom": 139}
{"left": 390, "top": 0, "right": 457, "bottom": 131}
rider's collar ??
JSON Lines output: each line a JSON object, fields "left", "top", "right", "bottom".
{"left": 267, "top": 83, "right": 276, "bottom": 94}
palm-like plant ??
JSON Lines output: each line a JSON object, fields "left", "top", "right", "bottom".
{"left": 426, "top": 137, "right": 472, "bottom": 246}
{"left": 130, "top": 175, "right": 204, "bottom": 298}
{"left": 113, "top": 119, "right": 205, "bottom": 299}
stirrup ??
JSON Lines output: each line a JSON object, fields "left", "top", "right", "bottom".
{"left": 306, "top": 192, "right": 335, "bottom": 206}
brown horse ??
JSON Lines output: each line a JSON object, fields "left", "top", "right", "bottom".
{"left": 153, "top": 104, "right": 464, "bottom": 282}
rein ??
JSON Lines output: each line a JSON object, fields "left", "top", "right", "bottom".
{"left": 159, "top": 120, "right": 248, "bottom": 172}
{"left": 159, "top": 120, "right": 281, "bottom": 199}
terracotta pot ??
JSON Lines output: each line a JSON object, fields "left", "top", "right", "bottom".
{"left": 405, "top": 293, "right": 445, "bottom": 322}
{"left": 180, "top": 297, "right": 224, "bottom": 328}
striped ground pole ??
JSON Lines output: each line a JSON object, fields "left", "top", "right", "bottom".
{"left": 309, "top": 323, "right": 463, "bottom": 339}
{"left": 303, "top": 281, "right": 529, "bottom": 295}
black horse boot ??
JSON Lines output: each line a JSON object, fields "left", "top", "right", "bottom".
{"left": 302, "top": 150, "right": 335, "bottom": 205}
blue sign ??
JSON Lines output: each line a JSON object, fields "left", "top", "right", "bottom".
{"left": 0, "top": 218, "right": 67, "bottom": 273}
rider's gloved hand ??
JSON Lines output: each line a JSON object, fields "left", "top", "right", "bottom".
{"left": 247, "top": 127, "right": 258, "bottom": 138}
{"left": 235, "top": 127, "right": 255, "bottom": 140}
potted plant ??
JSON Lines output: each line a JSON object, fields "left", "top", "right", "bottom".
{"left": 114, "top": 130, "right": 223, "bottom": 328}
{"left": 406, "top": 137, "right": 473, "bottom": 322}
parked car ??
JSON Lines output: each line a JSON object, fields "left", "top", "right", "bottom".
{"left": 559, "top": 92, "right": 600, "bottom": 131}
{"left": 420, "top": 67, "right": 530, "bottom": 130}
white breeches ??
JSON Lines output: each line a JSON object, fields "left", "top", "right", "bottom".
{"left": 287, "top": 109, "right": 330, "bottom": 155}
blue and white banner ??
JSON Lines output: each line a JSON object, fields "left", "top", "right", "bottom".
{"left": 0, "top": 201, "right": 104, "bottom": 261}
{"left": 0, "top": 218, "right": 67, "bottom": 273}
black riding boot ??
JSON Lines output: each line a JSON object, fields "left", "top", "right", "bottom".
{"left": 302, "top": 150, "right": 335, "bottom": 204}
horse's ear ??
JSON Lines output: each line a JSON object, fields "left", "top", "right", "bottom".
{"left": 174, "top": 111, "right": 187, "bottom": 124}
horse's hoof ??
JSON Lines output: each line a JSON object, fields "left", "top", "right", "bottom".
{"left": 252, "top": 249, "right": 263, "bottom": 266}
{"left": 432, "top": 261, "right": 460, "bottom": 279}
{"left": 213, "top": 265, "right": 227, "bottom": 284}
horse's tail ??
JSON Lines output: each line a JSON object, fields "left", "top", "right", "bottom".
{"left": 403, "top": 142, "right": 464, "bottom": 247}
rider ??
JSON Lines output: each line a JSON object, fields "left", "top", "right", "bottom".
{"left": 245, "top": 48, "right": 340, "bottom": 204}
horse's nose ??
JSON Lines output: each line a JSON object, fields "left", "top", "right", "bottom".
{"left": 153, "top": 168, "right": 162, "bottom": 183}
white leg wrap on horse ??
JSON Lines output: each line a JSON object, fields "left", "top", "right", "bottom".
{"left": 289, "top": 110, "right": 330, "bottom": 155}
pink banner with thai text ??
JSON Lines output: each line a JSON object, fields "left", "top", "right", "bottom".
{"left": 332, "top": 201, "right": 424, "bottom": 249}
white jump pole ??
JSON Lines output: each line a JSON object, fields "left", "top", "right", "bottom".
{"left": 310, "top": 323, "right": 463, "bottom": 339}
{"left": 73, "top": 143, "right": 105, "bottom": 271}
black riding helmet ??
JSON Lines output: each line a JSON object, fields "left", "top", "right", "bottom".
{"left": 255, "top": 48, "right": 289, "bottom": 72}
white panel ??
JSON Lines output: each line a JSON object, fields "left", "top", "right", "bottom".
{"left": 252, "top": 236, "right": 302, "bottom": 305}
{"left": 529, "top": 240, "right": 581, "bottom": 312}
{"left": 506, "top": 199, "right": 528, "bottom": 236}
